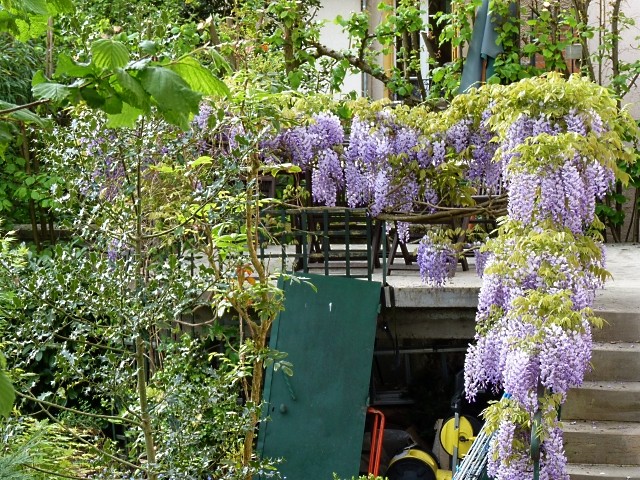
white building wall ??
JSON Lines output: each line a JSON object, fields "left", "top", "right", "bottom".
{"left": 589, "top": 0, "right": 640, "bottom": 118}
{"left": 317, "top": 0, "right": 364, "bottom": 96}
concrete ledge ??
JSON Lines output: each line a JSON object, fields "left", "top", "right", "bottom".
{"left": 564, "top": 381, "right": 640, "bottom": 422}
{"left": 567, "top": 464, "right": 640, "bottom": 480}
{"left": 564, "top": 420, "right": 640, "bottom": 465}
{"left": 587, "top": 342, "right": 640, "bottom": 381}
{"left": 386, "top": 285, "right": 480, "bottom": 309}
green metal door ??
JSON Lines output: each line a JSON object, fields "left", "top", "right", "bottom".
{"left": 258, "top": 273, "right": 381, "bottom": 480}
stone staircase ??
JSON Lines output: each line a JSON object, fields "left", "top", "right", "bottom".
{"left": 564, "top": 311, "right": 640, "bottom": 480}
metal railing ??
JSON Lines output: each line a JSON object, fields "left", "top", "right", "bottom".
{"left": 259, "top": 207, "right": 387, "bottom": 282}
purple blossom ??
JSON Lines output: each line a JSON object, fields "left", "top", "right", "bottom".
{"left": 416, "top": 140, "right": 434, "bottom": 168}
{"left": 311, "top": 149, "right": 344, "bottom": 207}
{"left": 589, "top": 110, "right": 605, "bottom": 135}
{"left": 502, "top": 348, "right": 539, "bottom": 411}
{"left": 488, "top": 422, "right": 534, "bottom": 480}
{"left": 540, "top": 425, "right": 570, "bottom": 480}
{"left": 564, "top": 109, "right": 587, "bottom": 136}
{"left": 279, "top": 127, "right": 313, "bottom": 169}
{"left": 193, "top": 103, "right": 213, "bottom": 130}
{"left": 507, "top": 171, "right": 538, "bottom": 224}
{"left": 431, "top": 139, "right": 446, "bottom": 166}
{"left": 345, "top": 161, "right": 366, "bottom": 208}
{"left": 474, "top": 247, "right": 492, "bottom": 277}
{"left": 307, "top": 112, "right": 344, "bottom": 150}
{"left": 539, "top": 323, "right": 592, "bottom": 398}
{"left": 391, "top": 127, "right": 419, "bottom": 158}
{"left": 423, "top": 181, "right": 439, "bottom": 212}
{"left": 464, "top": 331, "right": 506, "bottom": 399}
{"left": 446, "top": 120, "right": 471, "bottom": 153}
{"left": 370, "top": 169, "right": 390, "bottom": 217}
{"left": 416, "top": 235, "right": 457, "bottom": 287}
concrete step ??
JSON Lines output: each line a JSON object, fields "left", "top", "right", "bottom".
{"left": 593, "top": 311, "right": 640, "bottom": 343}
{"left": 564, "top": 420, "right": 640, "bottom": 465}
{"left": 587, "top": 342, "right": 640, "bottom": 382}
{"left": 563, "top": 381, "right": 640, "bottom": 422}
{"left": 567, "top": 463, "right": 640, "bottom": 480}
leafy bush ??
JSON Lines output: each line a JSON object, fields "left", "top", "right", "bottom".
{"left": 0, "top": 416, "right": 97, "bottom": 479}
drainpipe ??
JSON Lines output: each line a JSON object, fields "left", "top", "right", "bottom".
{"left": 382, "top": 0, "right": 395, "bottom": 99}
{"left": 362, "top": 0, "right": 369, "bottom": 97}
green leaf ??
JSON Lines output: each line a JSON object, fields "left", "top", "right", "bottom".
{"left": 106, "top": 102, "right": 144, "bottom": 128}
{"left": 56, "top": 54, "right": 94, "bottom": 77}
{"left": 138, "top": 66, "right": 202, "bottom": 114}
{"left": 91, "top": 39, "right": 130, "bottom": 71}
{"left": 16, "top": 15, "right": 47, "bottom": 41}
{"left": 151, "top": 164, "right": 175, "bottom": 173}
{"left": 0, "top": 121, "right": 13, "bottom": 143}
{"left": 79, "top": 87, "right": 105, "bottom": 109}
{"left": 32, "top": 69, "right": 47, "bottom": 86}
{"left": 167, "top": 56, "right": 229, "bottom": 97}
{"left": 288, "top": 70, "right": 303, "bottom": 89}
{"left": 189, "top": 155, "right": 213, "bottom": 167}
{"left": 128, "top": 58, "right": 151, "bottom": 70}
{"left": 101, "top": 89, "right": 123, "bottom": 115}
{"left": 209, "top": 48, "right": 232, "bottom": 74}
{"left": 32, "top": 82, "right": 70, "bottom": 102}
{"left": 114, "top": 69, "right": 150, "bottom": 112}
{"left": 139, "top": 40, "right": 159, "bottom": 55}
{"left": 47, "top": 0, "right": 75, "bottom": 14}
{"left": 0, "top": 370, "right": 13, "bottom": 418}
{"left": 0, "top": 11, "right": 19, "bottom": 37}
{"left": 23, "top": 0, "right": 49, "bottom": 15}
{"left": 159, "top": 109, "right": 191, "bottom": 130}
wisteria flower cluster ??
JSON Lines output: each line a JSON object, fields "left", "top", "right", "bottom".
{"left": 267, "top": 112, "right": 345, "bottom": 206}
{"left": 416, "top": 233, "right": 458, "bottom": 287}
{"left": 263, "top": 100, "right": 505, "bottom": 285}
{"left": 45, "top": 74, "right": 637, "bottom": 480}
{"left": 459, "top": 74, "right": 638, "bottom": 480}
{"left": 501, "top": 110, "right": 615, "bottom": 234}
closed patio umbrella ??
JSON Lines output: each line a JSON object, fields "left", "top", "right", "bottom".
{"left": 458, "top": 0, "right": 517, "bottom": 93}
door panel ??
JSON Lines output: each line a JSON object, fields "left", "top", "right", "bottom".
{"left": 258, "top": 273, "right": 381, "bottom": 480}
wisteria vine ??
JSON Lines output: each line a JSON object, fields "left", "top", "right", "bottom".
{"left": 258, "top": 74, "right": 637, "bottom": 479}
{"left": 462, "top": 75, "right": 636, "bottom": 480}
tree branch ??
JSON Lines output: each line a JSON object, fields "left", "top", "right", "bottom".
{"left": 16, "top": 390, "right": 142, "bottom": 426}
{"left": 24, "top": 463, "right": 89, "bottom": 480}
{"left": 310, "top": 41, "right": 392, "bottom": 85}
{"left": 0, "top": 99, "right": 50, "bottom": 116}
{"left": 33, "top": 402, "right": 148, "bottom": 473}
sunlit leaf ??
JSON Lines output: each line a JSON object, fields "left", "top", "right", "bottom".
{"left": 22, "top": 0, "right": 48, "bottom": 15}
{"left": 106, "top": 102, "right": 143, "bottom": 128}
{"left": 91, "top": 39, "right": 130, "bottom": 71}
{"left": 0, "top": 369, "right": 14, "bottom": 418}
{"left": 32, "top": 81, "right": 70, "bottom": 102}
{"left": 189, "top": 155, "right": 213, "bottom": 167}
{"left": 47, "top": 0, "right": 75, "bottom": 13}
{"left": 56, "top": 54, "right": 94, "bottom": 77}
{"left": 0, "top": 101, "right": 48, "bottom": 126}
{"left": 167, "top": 56, "right": 229, "bottom": 97}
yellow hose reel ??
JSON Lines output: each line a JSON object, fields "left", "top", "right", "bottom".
{"left": 386, "top": 448, "right": 453, "bottom": 480}
{"left": 439, "top": 415, "right": 478, "bottom": 459}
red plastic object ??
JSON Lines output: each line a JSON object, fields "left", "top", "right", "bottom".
{"left": 367, "top": 407, "right": 386, "bottom": 476}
